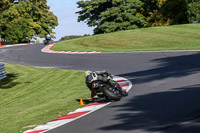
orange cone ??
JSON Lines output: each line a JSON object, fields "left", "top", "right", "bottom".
{"left": 80, "top": 98, "right": 84, "bottom": 105}
{"left": 0, "top": 42, "right": 1, "bottom": 47}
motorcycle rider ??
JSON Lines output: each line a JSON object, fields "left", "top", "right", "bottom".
{"left": 44, "top": 34, "right": 51, "bottom": 45}
{"left": 84, "top": 70, "right": 111, "bottom": 100}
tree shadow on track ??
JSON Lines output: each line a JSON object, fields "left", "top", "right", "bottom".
{"left": 0, "top": 73, "right": 20, "bottom": 89}
{"left": 118, "top": 52, "right": 200, "bottom": 85}
{"left": 98, "top": 52, "right": 200, "bottom": 132}
{"left": 99, "top": 84, "right": 200, "bottom": 133}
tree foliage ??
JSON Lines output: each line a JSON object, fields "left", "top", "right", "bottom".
{"left": 187, "top": 0, "right": 200, "bottom": 22}
{"left": 0, "top": 0, "right": 58, "bottom": 43}
{"left": 142, "top": 0, "right": 188, "bottom": 26}
{"left": 142, "top": 0, "right": 169, "bottom": 26}
{"left": 59, "top": 35, "right": 82, "bottom": 41}
{"left": 0, "top": 0, "right": 12, "bottom": 13}
{"left": 161, "top": 0, "right": 188, "bottom": 24}
{"left": 59, "top": 34, "right": 91, "bottom": 41}
{"left": 76, "top": 0, "right": 146, "bottom": 34}
{"left": 77, "top": 0, "right": 198, "bottom": 34}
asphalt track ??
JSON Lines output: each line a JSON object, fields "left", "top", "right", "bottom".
{"left": 1, "top": 44, "right": 200, "bottom": 133}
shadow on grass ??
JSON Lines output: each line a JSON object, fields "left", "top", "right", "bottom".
{"left": 0, "top": 73, "right": 20, "bottom": 89}
{"left": 76, "top": 98, "right": 93, "bottom": 105}
{"left": 76, "top": 93, "right": 108, "bottom": 105}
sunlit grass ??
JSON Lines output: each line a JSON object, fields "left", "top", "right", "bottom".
{"left": 51, "top": 24, "right": 200, "bottom": 52}
{"left": 0, "top": 64, "right": 90, "bottom": 133}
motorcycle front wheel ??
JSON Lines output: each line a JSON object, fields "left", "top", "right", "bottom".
{"left": 102, "top": 85, "right": 122, "bottom": 101}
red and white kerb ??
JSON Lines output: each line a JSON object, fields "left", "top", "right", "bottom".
{"left": 24, "top": 76, "right": 132, "bottom": 133}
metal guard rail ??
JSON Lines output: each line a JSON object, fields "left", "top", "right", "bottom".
{"left": 0, "top": 64, "right": 6, "bottom": 80}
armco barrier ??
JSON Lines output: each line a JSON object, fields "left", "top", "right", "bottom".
{"left": 193, "top": 20, "right": 200, "bottom": 23}
{"left": 0, "top": 64, "right": 6, "bottom": 80}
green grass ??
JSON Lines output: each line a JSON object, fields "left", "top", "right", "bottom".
{"left": 0, "top": 64, "right": 90, "bottom": 133}
{"left": 51, "top": 23, "right": 200, "bottom": 52}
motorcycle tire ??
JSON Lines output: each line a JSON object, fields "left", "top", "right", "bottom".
{"left": 44, "top": 40, "right": 49, "bottom": 45}
{"left": 102, "top": 85, "right": 122, "bottom": 101}
{"left": 112, "top": 81, "right": 128, "bottom": 96}
{"left": 121, "top": 89, "right": 128, "bottom": 96}
{"left": 44, "top": 40, "right": 47, "bottom": 45}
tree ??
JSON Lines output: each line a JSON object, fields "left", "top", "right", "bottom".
{"left": 0, "top": 0, "right": 58, "bottom": 43}
{"left": 142, "top": 0, "right": 169, "bottom": 26}
{"left": 76, "top": 0, "right": 146, "bottom": 34}
{"left": 187, "top": 0, "right": 200, "bottom": 22}
{"left": 3, "top": 18, "right": 32, "bottom": 43}
{"left": 59, "top": 35, "right": 82, "bottom": 41}
{"left": 0, "top": 0, "right": 12, "bottom": 13}
{"left": 0, "top": 0, "right": 13, "bottom": 37}
{"left": 161, "top": 0, "right": 188, "bottom": 24}
{"left": 77, "top": 0, "right": 197, "bottom": 34}
{"left": 142, "top": 0, "right": 188, "bottom": 26}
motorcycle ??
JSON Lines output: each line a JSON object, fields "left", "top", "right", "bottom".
{"left": 44, "top": 35, "right": 51, "bottom": 45}
{"left": 90, "top": 73, "right": 128, "bottom": 101}
{"left": 43, "top": 39, "right": 50, "bottom": 45}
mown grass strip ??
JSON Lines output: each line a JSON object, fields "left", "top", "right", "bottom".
{"left": 51, "top": 24, "right": 200, "bottom": 52}
{"left": 0, "top": 64, "right": 90, "bottom": 133}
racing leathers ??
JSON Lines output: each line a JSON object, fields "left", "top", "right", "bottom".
{"left": 85, "top": 70, "right": 111, "bottom": 100}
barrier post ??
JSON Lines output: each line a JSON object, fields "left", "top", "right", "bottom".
{"left": 0, "top": 64, "right": 7, "bottom": 80}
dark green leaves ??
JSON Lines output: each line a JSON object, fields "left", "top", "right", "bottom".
{"left": 77, "top": 0, "right": 199, "bottom": 34}
{"left": 187, "top": 0, "right": 200, "bottom": 22}
{"left": 0, "top": 0, "right": 58, "bottom": 43}
{"left": 76, "top": 0, "right": 145, "bottom": 34}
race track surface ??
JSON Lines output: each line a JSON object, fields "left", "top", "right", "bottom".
{"left": 1, "top": 44, "right": 200, "bottom": 133}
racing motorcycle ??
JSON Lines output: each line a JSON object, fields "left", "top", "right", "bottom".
{"left": 44, "top": 35, "right": 51, "bottom": 45}
{"left": 43, "top": 39, "right": 50, "bottom": 45}
{"left": 90, "top": 73, "right": 128, "bottom": 101}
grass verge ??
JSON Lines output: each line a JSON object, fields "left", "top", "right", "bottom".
{"left": 0, "top": 64, "right": 90, "bottom": 133}
{"left": 51, "top": 23, "right": 200, "bottom": 52}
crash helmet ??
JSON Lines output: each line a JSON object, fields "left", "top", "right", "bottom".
{"left": 84, "top": 70, "right": 91, "bottom": 78}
